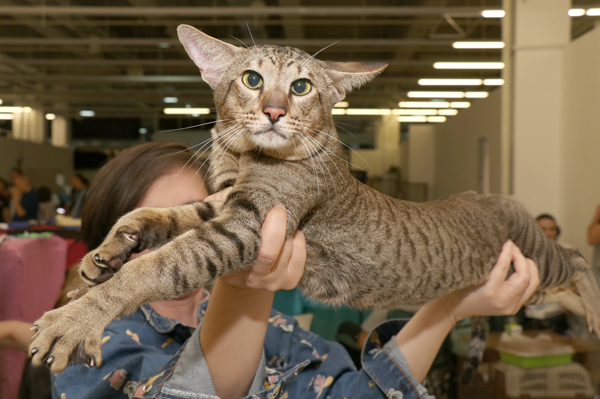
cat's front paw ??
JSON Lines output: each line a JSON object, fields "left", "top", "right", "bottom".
{"left": 80, "top": 208, "right": 157, "bottom": 285}
{"left": 30, "top": 299, "right": 105, "bottom": 373}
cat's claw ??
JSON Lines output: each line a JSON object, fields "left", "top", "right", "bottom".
{"left": 29, "top": 300, "right": 104, "bottom": 373}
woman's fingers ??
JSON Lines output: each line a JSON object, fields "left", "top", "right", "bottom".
{"left": 281, "top": 231, "right": 307, "bottom": 290}
{"left": 488, "top": 240, "right": 514, "bottom": 288}
{"left": 505, "top": 243, "right": 531, "bottom": 296}
{"left": 519, "top": 259, "right": 540, "bottom": 307}
{"left": 252, "top": 205, "right": 288, "bottom": 277}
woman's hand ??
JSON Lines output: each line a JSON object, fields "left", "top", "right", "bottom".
{"left": 219, "top": 205, "right": 307, "bottom": 291}
{"left": 443, "top": 240, "right": 539, "bottom": 325}
{"left": 396, "top": 240, "right": 539, "bottom": 382}
{"left": 205, "top": 187, "right": 307, "bottom": 292}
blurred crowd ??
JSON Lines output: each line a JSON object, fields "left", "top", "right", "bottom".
{"left": 0, "top": 169, "right": 89, "bottom": 224}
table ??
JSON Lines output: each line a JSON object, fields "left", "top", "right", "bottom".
{"left": 0, "top": 235, "right": 67, "bottom": 399}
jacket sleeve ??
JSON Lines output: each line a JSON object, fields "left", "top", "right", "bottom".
{"left": 259, "top": 312, "right": 435, "bottom": 399}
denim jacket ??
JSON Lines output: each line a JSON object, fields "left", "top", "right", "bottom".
{"left": 52, "top": 290, "right": 433, "bottom": 399}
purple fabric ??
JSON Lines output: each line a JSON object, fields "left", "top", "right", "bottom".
{"left": 0, "top": 235, "right": 67, "bottom": 399}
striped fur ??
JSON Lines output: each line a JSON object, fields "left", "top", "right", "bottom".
{"left": 30, "top": 26, "right": 600, "bottom": 375}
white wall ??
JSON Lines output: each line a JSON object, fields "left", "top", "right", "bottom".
{"left": 350, "top": 114, "right": 400, "bottom": 177}
{"left": 0, "top": 137, "right": 74, "bottom": 192}
{"left": 560, "top": 27, "right": 600, "bottom": 261}
{"left": 432, "top": 89, "right": 502, "bottom": 199}
{"left": 406, "top": 124, "right": 435, "bottom": 200}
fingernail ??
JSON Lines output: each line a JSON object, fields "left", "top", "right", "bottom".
{"left": 31, "top": 348, "right": 38, "bottom": 355}
{"left": 275, "top": 204, "right": 285, "bottom": 209}
{"left": 30, "top": 326, "right": 38, "bottom": 331}
{"left": 47, "top": 356, "right": 54, "bottom": 365}
{"left": 90, "top": 358, "right": 95, "bottom": 367}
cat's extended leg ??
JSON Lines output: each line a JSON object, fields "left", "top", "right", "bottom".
{"left": 527, "top": 286, "right": 586, "bottom": 316}
{"left": 571, "top": 258, "right": 600, "bottom": 336}
{"left": 78, "top": 201, "right": 223, "bottom": 285}
{"left": 30, "top": 211, "right": 263, "bottom": 373}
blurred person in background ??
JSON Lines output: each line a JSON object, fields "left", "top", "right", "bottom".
{"left": 536, "top": 213, "right": 561, "bottom": 241}
{"left": 588, "top": 204, "right": 600, "bottom": 289}
{"left": 10, "top": 173, "right": 39, "bottom": 222}
{"left": 0, "top": 177, "right": 10, "bottom": 222}
{"left": 66, "top": 174, "right": 89, "bottom": 219}
{"left": 36, "top": 187, "right": 55, "bottom": 222}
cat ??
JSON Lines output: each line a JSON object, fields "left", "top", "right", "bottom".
{"left": 30, "top": 25, "right": 600, "bottom": 381}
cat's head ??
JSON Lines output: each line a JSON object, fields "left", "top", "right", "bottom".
{"left": 177, "top": 25, "right": 386, "bottom": 160}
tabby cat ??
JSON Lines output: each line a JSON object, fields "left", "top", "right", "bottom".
{"left": 30, "top": 26, "right": 600, "bottom": 381}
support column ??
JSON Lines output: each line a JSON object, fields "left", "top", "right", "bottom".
{"left": 51, "top": 116, "right": 70, "bottom": 148}
{"left": 12, "top": 106, "right": 45, "bottom": 143}
{"left": 511, "top": 0, "right": 569, "bottom": 218}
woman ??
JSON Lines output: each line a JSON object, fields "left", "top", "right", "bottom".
{"left": 47, "top": 142, "right": 538, "bottom": 399}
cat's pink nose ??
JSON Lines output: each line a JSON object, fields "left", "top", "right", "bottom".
{"left": 263, "top": 107, "right": 286, "bottom": 122}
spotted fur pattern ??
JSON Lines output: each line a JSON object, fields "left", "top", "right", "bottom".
{"left": 30, "top": 26, "right": 600, "bottom": 378}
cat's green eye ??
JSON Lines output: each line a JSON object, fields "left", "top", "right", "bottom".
{"left": 242, "top": 71, "right": 263, "bottom": 89}
{"left": 291, "top": 79, "right": 311, "bottom": 96}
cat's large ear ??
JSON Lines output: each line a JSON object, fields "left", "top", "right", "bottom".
{"left": 321, "top": 62, "right": 388, "bottom": 104}
{"left": 177, "top": 25, "right": 244, "bottom": 89}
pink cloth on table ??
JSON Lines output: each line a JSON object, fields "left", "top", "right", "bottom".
{"left": 0, "top": 235, "right": 67, "bottom": 399}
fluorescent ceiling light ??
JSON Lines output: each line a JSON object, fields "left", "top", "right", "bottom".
{"left": 164, "top": 108, "right": 211, "bottom": 115}
{"left": 345, "top": 109, "right": 392, "bottom": 115}
{"left": 450, "top": 102, "right": 471, "bottom": 108}
{"left": 434, "top": 62, "right": 504, "bottom": 69}
{"left": 428, "top": 116, "right": 447, "bottom": 123}
{"left": 408, "top": 91, "right": 465, "bottom": 98}
{"left": 139, "top": 127, "right": 148, "bottom": 134}
{"left": 399, "top": 101, "right": 450, "bottom": 108}
{"left": 569, "top": 9, "right": 586, "bottom": 16}
{"left": 587, "top": 8, "right": 600, "bottom": 16}
{"left": 396, "top": 109, "right": 438, "bottom": 115}
{"left": 398, "top": 116, "right": 427, "bottom": 123}
{"left": 79, "top": 110, "right": 95, "bottom": 117}
{"left": 0, "top": 106, "right": 24, "bottom": 112}
{"left": 45, "top": 113, "right": 56, "bottom": 120}
{"left": 334, "top": 101, "right": 349, "bottom": 108}
{"left": 419, "top": 79, "right": 483, "bottom": 86}
{"left": 453, "top": 41, "right": 505, "bottom": 49}
{"left": 0, "top": 99, "right": 2, "bottom": 105}
{"left": 465, "top": 92, "right": 489, "bottom": 98}
{"left": 438, "top": 109, "right": 458, "bottom": 116}
{"left": 483, "top": 79, "right": 504, "bottom": 86}
{"left": 23, "top": 107, "right": 32, "bottom": 113}
{"left": 0, "top": 113, "right": 14, "bottom": 120}
{"left": 332, "top": 109, "right": 346, "bottom": 115}
{"left": 482, "top": 10, "right": 505, "bottom": 18}
{"left": 163, "top": 96, "right": 178, "bottom": 103}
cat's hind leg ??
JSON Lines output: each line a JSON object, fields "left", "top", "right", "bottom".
{"left": 526, "top": 286, "right": 586, "bottom": 316}
{"left": 571, "top": 257, "right": 600, "bottom": 336}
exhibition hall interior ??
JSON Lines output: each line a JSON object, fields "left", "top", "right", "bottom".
{"left": 2, "top": 1, "right": 600, "bottom": 398}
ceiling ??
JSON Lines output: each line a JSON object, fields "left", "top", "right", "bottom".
{"left": 0, "top": 0, "right": 595, "bottom": 123}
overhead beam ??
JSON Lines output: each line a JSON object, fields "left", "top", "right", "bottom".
{"left": 0, "top": 38, "right": 459, "bottom": 47}
{"left": 0, "top": 6, "right": 493, "bottom": 18}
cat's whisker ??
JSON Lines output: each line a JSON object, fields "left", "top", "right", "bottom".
{"left": 175, "top": 120, "right": 243, "bottom": 176}
{"left": 189, "top": 126, "right": 244, "bottom": 187}
{"left": 301, "top": 125, "right": 367, "bottom": 172}
{"left": 161, "top": 118, "right": 232, "bottom": 134}
{"left": 244, "top": 21, "right": 262, "bottom": 64}
{"left": 301, "top": 39, "right": 342, "bottom": 68}
{"left": 217, "top": 127, "right": 248, "bottom": 170}
{"left": 299, "top": 129, "right": 341, "bottom": 193}
{"left": 181, "top": 123, "right": 242, "bottom": 177}
{"left": 304, "top": 126, "right": 369, "bottom": 170}
{"left": 303, "top": 131, "right": 345, "bottom": 191}
{"left": 293, "top": 132, "right": 321, "bottom": 196}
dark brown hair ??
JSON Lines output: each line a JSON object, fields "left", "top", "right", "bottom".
{"left": 81, "top": 142, "right": 207, "bottom": 251}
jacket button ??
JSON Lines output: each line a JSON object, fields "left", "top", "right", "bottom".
{"left": 142, "top": 383, "right": 152, "bottom": 393}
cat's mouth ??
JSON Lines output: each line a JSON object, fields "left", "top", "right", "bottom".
{"left": 255, "top": 128, "right": 286, "bottom": 140}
